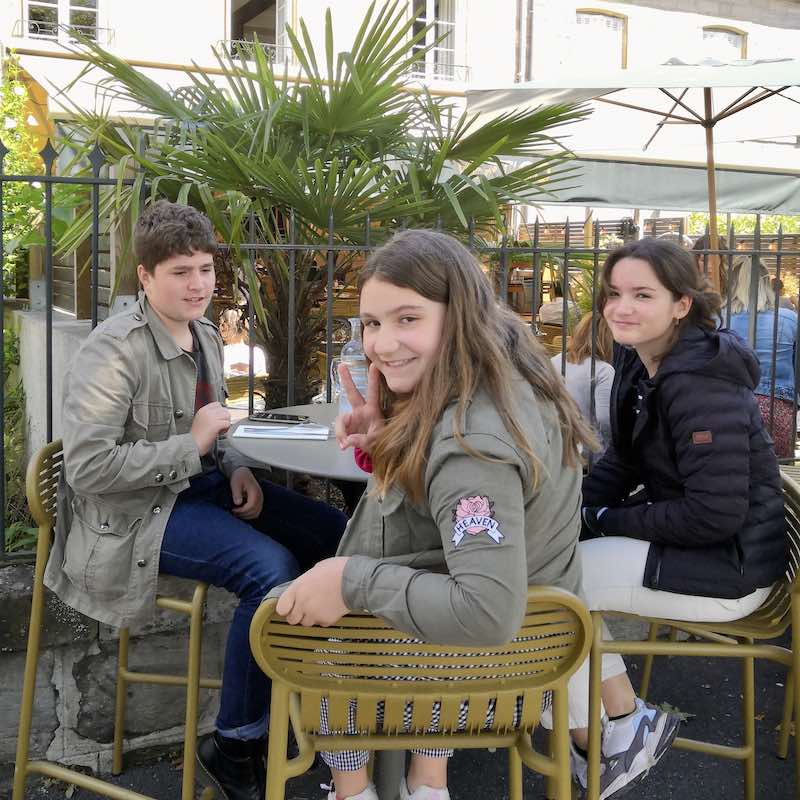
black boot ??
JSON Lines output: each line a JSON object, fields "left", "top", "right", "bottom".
{"left": 249, "top": 728, "right": 316, "bottom": 794}
{"left": 196, "top": 732, "right": 262, "bottom": 800}
{"left": 248, "top": 736, "right": 267, "bottom": 797}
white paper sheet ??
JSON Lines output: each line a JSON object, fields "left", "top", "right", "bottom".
{"left": 232, "top": 423, "right": 330, "bottom": 440}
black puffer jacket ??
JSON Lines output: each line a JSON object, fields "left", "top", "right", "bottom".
{"left": 582, "top": 325, "right": 786, "bottom": 599}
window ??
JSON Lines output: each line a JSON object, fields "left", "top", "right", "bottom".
{"left": 574, "top": 9, "right": 628, "bottom": 69}
{"left": 411, "top": 0, "right": 458, "bottom": 81}
{"left": 515, "top": 0, "right": 534, "bottom": 82}
{"left": 275, "top": 0, "right": 292, "bottom": 51}
{"left": 703, "top": 26, "right": 747, "bottom": 60}
{"left": 26, "top": 0, "right": 98, "bottom": 41}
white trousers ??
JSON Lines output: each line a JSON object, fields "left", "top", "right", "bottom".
{"left": 546, "top": 536, "right": 771, "bottom": 730}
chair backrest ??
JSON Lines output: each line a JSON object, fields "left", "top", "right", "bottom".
{"left": 780, "top": 469, "right": 800, "bottom": 592}
{"left": 25, "top": 439, "right": 64, "bottom": 531}
{"left": 249, "top": 587, "right": 591, "bottom": 737}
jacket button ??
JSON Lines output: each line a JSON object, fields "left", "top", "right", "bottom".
{"left": 154, "top": 473, "right": 164, "bottom": 483}
{"left": 137, "top": 558, "right": 147, "bottom": 568}
{"left": 169, "top": 469, "right": 178, "bottom": 480}
{"left": 174, "top": 409, "right": 184, "bottom": 419}
{"left": 152, "top": 505, "right": 162, "bottom": 514}
{"left": 99, "top": 522, "right": 109, "bottom": 530}
{"left": 132, "top": 313, "right": 142, "bottom": 321}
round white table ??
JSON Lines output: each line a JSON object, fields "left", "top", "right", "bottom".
{"left": 228, "top": 403, "right": 368, "bottom": 482}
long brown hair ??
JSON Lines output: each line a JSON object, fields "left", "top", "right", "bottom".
{"left": 358, "top": 229, "right": 599, "bottom": 503}
{"left": 599, "top": 238, "right": 721, "bottom": 334}
{"left": 566, "top": 312, "right": 614, "bottom": 364}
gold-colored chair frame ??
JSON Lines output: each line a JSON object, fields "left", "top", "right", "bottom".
{"left": 249, "top": 587, "right": 593, "bottom": 800}
{"left": 13, "top": 440, "right": 220, "bottom": 800}
{"left": 585, "top": 471, "right": 800, "bottom": 800}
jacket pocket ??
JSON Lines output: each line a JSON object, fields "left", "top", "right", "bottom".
{"left": 379, "top": 485, "right": 411, "bottom": 557}
{"left": 131, "top": 401, "right": 173, "bottom": 442}
{"left": 63, "top": 497, "right": 143, "bottom": 600}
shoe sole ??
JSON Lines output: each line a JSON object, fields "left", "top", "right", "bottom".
{"left": 195, "top": 752, "right": 234, "bottom": 800}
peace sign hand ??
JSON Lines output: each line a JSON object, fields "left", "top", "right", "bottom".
{"left": 335, "top": 362, "right": 385, "bottom": 454}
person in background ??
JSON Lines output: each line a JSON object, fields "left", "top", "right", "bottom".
{"left": 539, "top": 282, "right": 580, "bottom": 326}
{"left": 773, "top": 278, "right": 795, "bottom": 310}
{"left": 726, "top": 259, "right": 797, "bottom": 458}
{"left": 219, "top": 308, "right": 269, "bottom": 377}
{"left": 551, "top": 312, "right": 615, "bottom": 452}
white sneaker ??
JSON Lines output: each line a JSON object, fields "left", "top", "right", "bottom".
{"left": 322, "top": 781, "right": 379, "bottom": 800}
{"left": 597, "top": 698, "right": 681, "bottom": 800}
{"left": 399, "top": 777, "right": 451, "bottom": 800}
{"left": 569, "top": 740, "right": 589, "bottom": 790}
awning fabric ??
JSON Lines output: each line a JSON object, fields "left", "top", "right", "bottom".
{"left": 551, "top": 156, "right": 800, "bottom": 214}
{"left": 466, "top": 58, "right": 800, "bottom": 113}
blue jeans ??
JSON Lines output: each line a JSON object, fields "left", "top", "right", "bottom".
{"left": 158, "top": 470, "right": 347, "bottom": 740}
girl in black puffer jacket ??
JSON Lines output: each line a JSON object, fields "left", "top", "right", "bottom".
{"left": 570, "top": 238, "right": 786, "bottom": 799}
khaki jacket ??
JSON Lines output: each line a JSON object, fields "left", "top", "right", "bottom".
{"left": 338, "top": 377, "right": 583, "bottom": 647}
{"left": 44, "top": 296, "right": 251, "bottom": 627}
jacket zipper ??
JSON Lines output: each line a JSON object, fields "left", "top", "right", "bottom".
{"left": 651, "top": 557, "right": 661, "bottom": 588}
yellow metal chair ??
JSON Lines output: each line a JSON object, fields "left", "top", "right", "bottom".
{"left": 13, "top": 439, "right": 220, "bottom": 800}
{"left": 249, "top": 587, "right": 592, "bottom": 800}
{"left": 585, "top": 471, "right": 800, "bottom": 800}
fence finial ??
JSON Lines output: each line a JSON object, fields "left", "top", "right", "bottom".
{"left": 87, "top": 142, "right": 105, "bottom": 175}
{"left": 39, "top": 140, "right": 58, "bottom": 173}
{"left": 0, "top": 138, "right": 8, "bottom": 166}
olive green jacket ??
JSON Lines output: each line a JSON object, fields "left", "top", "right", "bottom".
{"left": 338, "top": 378, "right": 583, "bottom": 646}
{"left": 44, "top": 295, "right": 251, "bottom": 627}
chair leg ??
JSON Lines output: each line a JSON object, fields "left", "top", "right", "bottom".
{"left": 112, "top": 627, "right": 131, "bottom": 776}
{"left": 551, "top": 686, "right": 571, "bottom": 800}
{"left": 544, "top": 729, "right": 555, "bottom": 800}
{"left": 12, "top": 529, "right": 49, "bottom": 800}
{"left": 265, "top": 687, "right": 291, "bottom": 800}
{"left": 544, "top": 728, "right": 557, "bottom": 800}
{"left": 181, "top": 583, "right": 208, "bottom": 800}
{"left": 508, "top": 744, "right": 523, "bottom": 800}
{"left": 638, "top": 623, "right": 660, "bottom": 701}
{"left": 792, "top": 598, "right": 800, "bottom": 799}
{"left": 586, "top": 612, "right": 604, "bottom": 800}
{"left": 741, "top": 640, "right": 756, "bottom": 800}
{"left": 778, "top": 669, "right": 793, "bottom": 760}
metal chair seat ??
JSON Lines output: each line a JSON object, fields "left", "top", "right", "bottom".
{"left": 249, "top": 587, "right": 593, "bottom": 800}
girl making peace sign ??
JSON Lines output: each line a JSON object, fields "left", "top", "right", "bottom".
{"left": 275, "top": 230, "right": 677, "bottom": 800}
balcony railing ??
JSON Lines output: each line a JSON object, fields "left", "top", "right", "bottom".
{"left": 223, "top": 39, "right": 296, "bottom": 65}
{"left": 12, "top": 18, "right": 114, "bottom": 45}
{"left": 221, "top": 40, "right": 469, "bottom": 84}
{"left": 406, "top": 60, "right": 471, "bottom": 83}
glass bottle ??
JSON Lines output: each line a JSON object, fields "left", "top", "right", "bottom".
{"left": 337, "top": 317, "right": 369, "bottom": 414}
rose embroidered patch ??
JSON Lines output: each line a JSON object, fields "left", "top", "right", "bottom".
{"left": 451, "top": 495, "right": 504, "bottom": 547}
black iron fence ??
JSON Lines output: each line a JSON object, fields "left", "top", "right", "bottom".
{"left": 2, "top": 137, "right": 800, "bottom": 561}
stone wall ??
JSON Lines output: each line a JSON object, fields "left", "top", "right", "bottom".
{"left": 0, "top": 565, "right": 236, "bottom": 791}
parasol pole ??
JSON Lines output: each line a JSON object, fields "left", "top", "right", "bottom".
{"left": 703, "top": 87, "right": 721, "bottom": 292}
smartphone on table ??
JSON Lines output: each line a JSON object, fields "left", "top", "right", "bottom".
{"left": 248, "top": 411, "right": 311, "bottom": 424}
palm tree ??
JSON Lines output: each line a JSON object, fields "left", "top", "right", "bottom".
{"left": 59, "top": 0, "right": 589, "bottom": 403}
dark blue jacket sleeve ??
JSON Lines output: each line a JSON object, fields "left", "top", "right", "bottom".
{"left": 581, "top": 442, "right": 639, "bottom": 508}
{"left": 600, "top": 375, "right": 751, "bottom": 547}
